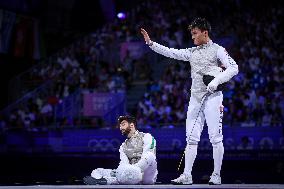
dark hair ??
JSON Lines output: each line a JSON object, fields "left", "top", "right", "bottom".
{"left": 188, "top": 17, "right": 211, "bottom": 34}
{"left": 118, "top": 115, "right": 137, "bottom": 128}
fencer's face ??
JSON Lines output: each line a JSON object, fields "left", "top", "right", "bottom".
{"left": 119, "top": 120, "right": 132, "bottom": 136}
{"left": 191, "top": 27, "right": 208, "bottom": 45}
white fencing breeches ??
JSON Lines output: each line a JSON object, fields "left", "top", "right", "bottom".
{"left": 135, "top": 151, "right": 158, "bottom": 184}
{"left": 184, "top": 92, "right": 224, "bottom": 175}
{"left": 91, "top": 168, "right": 118, "bottom": 184}
{"left": 91, "top": 152, "right": 157, "bottom": 185}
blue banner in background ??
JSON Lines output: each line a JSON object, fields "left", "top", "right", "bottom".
{"left": 82, "top": 92, "right": 126, "bottom": 125}
{"left": 3, "top": 127, "right": 283, "bottom": 154}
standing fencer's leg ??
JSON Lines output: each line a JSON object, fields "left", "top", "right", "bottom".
{"left": 135, "top": 151, "right": 157, "bottom": 184}
{"left": 204, "top": 92, "right": 223, "bottom": 185}
{"left": 185, "top": 97, "right": 205, "bottom": 175}
{"left": 184, "top": 144, "right": 197, "bottom": 176}
{"left": 172, "top": 96, "right": 205, "bottom": 184}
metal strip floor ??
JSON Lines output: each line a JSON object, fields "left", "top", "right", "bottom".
{"left": 0, "top": 184, "right": 283, "bottom": 189}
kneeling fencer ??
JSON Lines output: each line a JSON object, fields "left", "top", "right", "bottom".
{"left": 83, "top": 115, "right": 158, "bottom": 185}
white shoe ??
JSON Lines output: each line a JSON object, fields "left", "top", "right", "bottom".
{"left": 209, "top": 173, "right": 221, "bottom": 185}
{"left": 171, "top": 174, "right": 193, "bottom": 185}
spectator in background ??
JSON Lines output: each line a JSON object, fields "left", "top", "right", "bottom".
{"left": 237, "top": 136, "right": 253, "bottom": 150}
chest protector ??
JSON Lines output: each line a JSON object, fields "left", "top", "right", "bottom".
{"left": 122, "top": 132, "right": 145, "bottom": 164}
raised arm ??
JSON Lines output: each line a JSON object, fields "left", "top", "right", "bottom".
{"left": 140, "top": 28, "right": 152, "bottom": 45}
{"left": 140, "top": 28, "right": 193, "bottom": 61}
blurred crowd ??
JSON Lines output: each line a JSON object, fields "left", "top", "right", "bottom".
{"left": 1, "top": 0, "right": 283, "bottom": 132}
{"left": 1, "top": 0, "right": 159, "bottom": 131}
{"left": 135, "top": 0, "right": 284, "bottom": 128}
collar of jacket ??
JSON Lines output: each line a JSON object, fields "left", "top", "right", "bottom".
{"left": 197, "top": 40, "right": 213, "bottom": 49}
{"left": 128, "top": 130, "right": 139, "bottom": 139}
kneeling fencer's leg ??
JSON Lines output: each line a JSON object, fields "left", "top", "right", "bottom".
{"left": 135, "top": 152, "right": 157, "bottom": 184}
{"left": 142, "top": 167, "right": 158, "bottom": 184}
{"left": 116, "top": 164, "right": 143, "bottom": 184}
{"left": 135, "top": 151, "right": 156, "bottom": 171}
{"left": 90, "top": 168, "right": 118, "bottom": 185}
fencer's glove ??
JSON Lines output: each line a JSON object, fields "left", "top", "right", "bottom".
{"left": 203, "top": 75, "right": 227, "bottom": 92}
{"left": 206, "top": 78, "right": 220, "bottom": 93}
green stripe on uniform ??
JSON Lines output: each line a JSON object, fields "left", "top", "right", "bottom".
{"left": 150, "top": 137, "right": 155, "bottom": 149}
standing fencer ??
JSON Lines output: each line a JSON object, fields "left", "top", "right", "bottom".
{"left": 140, "top": 18, "right": 238, "bottom": 185}
{"left": 83, "top": 115, "right": 158, "bottom": 185}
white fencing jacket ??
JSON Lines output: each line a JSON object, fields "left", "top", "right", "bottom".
{"left": 149, "top": 40, "right": 239, "bottom": 101}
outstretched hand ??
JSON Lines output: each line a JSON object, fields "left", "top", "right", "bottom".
{"left": 140, "top": 28, "right": 151, "bottom": 44}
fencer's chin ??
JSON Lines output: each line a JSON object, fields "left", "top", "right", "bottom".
{"left": 121, "top": 130, "right": 129, "bottom": 136}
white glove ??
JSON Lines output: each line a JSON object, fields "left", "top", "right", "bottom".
{"left": 206, "top": 78, "right": 219, "bottom": 93}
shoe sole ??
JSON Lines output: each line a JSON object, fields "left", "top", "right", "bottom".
{"left": 83, "top": 176, "right": 107, "bottom": 185}
{"left": 83, "top": 176, "right": 96, "bottom": 185}
{"left": 209, "top": 182, "right": 221, "bottom": 185}
{"left": 171, "top": 181, "right": 192, "bottom": 185}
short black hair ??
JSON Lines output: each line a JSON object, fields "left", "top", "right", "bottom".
{"left": 118, "top": 115, "right": 137, "bottom": 128}
{"left": 188, "top": 17, "right": 211, "bottom": 34}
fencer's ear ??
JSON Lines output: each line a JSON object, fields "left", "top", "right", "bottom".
{"left": 129, "top": 123, "right": 135, "bottom": 129}
{"left": 203, "top": 30, "right": 208, "bottom": 37}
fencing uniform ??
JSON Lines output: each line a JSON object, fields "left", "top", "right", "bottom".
{"left": 149, "top": 40, "right": 238, "bottom": 184}
{"left": 89, "top": 131, "right": 157, "bottom": 185}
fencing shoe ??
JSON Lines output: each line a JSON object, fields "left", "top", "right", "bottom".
{"left": 171, "top": 174, "right": 193, "bottom": 185}
{"left": 208, "top": 173, "right": 221, "bottom": 185}
{"left": 83, "top": 176, "right": 107, "bottom": 185}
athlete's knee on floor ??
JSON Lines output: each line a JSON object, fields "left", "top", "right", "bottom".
{"left": 116, "top": 164, "right": 142, "bottom": 184}
{"left": 144, "top": 151, "right": 156, "bottom": 163}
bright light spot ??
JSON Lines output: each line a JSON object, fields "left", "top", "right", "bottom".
{"left": 117, "top": 12, "right": 126, "bottom": 19}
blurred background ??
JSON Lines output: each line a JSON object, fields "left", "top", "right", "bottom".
{"left": 0, "top": 0, "right": 283, "bottom": 185}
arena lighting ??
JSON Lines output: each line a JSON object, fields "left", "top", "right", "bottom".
{"left": 117, "top": 12, "right": 126, "bottom": 19}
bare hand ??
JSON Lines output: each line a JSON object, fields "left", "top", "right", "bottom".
{"left": 140, "top": 28, "right": 151, "bottom": 44}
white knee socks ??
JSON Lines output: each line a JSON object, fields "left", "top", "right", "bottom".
{"left": 212, "top": 142, "right": 224, "bottom": 175}
{"left": 184, "top": 144, "right": 198, "bottom": 176}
